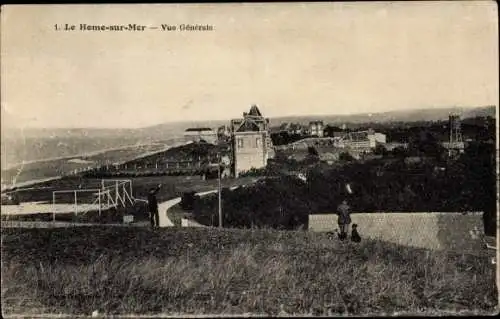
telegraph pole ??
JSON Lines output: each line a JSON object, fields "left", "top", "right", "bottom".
{"left": 218, "top": 153, "right": 222, "bottom": 228}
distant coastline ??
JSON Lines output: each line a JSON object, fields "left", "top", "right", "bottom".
{"left": 1, "top": 139, "right": 190, "bottom": 191}
{"left": 1, "top": 142, "right": 166, "bottom": 171}
{"left": 1, "top": 176, "right": 62, "bottom": 192}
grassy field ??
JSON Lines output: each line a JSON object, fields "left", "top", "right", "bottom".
{"left": 0, "top": 202, "right": 149, "bottom": 224}
{"left": 1, "top": 227, "right": 497, "bottom": 317}
{"left": 1, "top": 176, "right": 260, "bottom": 226}
{"left": 7, "top": 175, "right": 258, "bottom": 204}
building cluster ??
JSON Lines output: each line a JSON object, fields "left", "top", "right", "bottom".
{"left": 74, "top": 105, "right": 472, "bottom": 182}
{"left": 309, "top": 121, "right": 325, "bottom": 137}
{"left": 182, "top": 107, "right": 469, "bottom": 178}
{"left": 277, "top": 122, "right": 308, "bottom": 135}
{"left": 183, "top": 105, "right": 391, "bottom": 177}
{"left": 273, "top": 120, "right": 325, "bottom": 137}
{"left": 182, "top": 105, "right": 273, "bottom": 177}
{"left": 340, "top": 129, "right": 387, "bottom": 150}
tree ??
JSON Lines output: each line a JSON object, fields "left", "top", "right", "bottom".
{"left": 339, "top": 152, "right": 354, "bottom": 161}
{"left": 274, "top": 151, "right": 288, "bottom": 162}
{"left": 460, "top": 142, "right": 496, "bottom": 236}
{"left": 307, "top": 146, "right": 319, "bottom": 156}
{"left": 391, "top": 146, "right": 408, "bottom": 158}
{"left": 180, "top": 191, "right": 196, "bottom": 210}
{"left": 408, "top": 131, "right": 446, "bottom": 158}
{"left": 373, "top": 144, "right": 388, "bottom": 156}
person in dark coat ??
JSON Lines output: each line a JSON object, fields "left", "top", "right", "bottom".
{"left": 148, "top": 184, "right": 162, "bottom": 229}
{"left": 337, "top": 230, "right": 347, "bottom": 241}
{"left": 337, "top": 200, "right": 352, "bottom": 240}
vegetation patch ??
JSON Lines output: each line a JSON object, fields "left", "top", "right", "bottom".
{"left": 2, "top": 227, "right": 497, "bottom": 316}
{"left": 194, "top": 142, "right": 496, "bottom": 235}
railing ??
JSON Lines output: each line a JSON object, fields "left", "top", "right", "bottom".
{"left": 51, "top": 180, "right": 135, "bottom": 222}
{"left": 52, "top": 189, "right": 102, "bottom": 222}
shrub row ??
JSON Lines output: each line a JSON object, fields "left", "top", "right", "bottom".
{"left": 192, "top": 142, "right": 496, "bottom": 235}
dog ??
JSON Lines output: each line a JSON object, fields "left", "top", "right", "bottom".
{"left": 337, "top": 230, "right": 347, "bottom": 241}
{"left": 351, "top": 224, "right": 361, "bottom": 243}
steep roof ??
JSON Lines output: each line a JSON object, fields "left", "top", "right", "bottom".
{"left": 236, "top": 119, "right": 261, "bottom": 132}
{"left": 309, "top": 120, "right": 324, "bottom": 125}
{"left": 248, "top": 105, "right": 262, "bottom": 117}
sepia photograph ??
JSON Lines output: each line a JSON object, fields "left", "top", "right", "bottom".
{"left": 1, "top": 2, "right": 499, "bottom": 317}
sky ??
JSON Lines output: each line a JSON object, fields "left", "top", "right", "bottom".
{"left": 1, "top": 2, "right": 498, "bottom": 129}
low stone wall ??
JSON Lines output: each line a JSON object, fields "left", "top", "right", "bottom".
{"left": 308, "top": 212, "right": 486, "bottom": 253}
{"left": 0, "top": 221, "right": 138, "bottom": 228}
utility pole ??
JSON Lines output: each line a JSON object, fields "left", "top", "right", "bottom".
{"left": 218, "top": 152, "right": 222, "bottom": 228}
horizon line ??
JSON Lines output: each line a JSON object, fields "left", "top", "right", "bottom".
{"left": 3, "top": 104, "right": 496, "bottom": 131}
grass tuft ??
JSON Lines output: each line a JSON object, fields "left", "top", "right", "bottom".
{"left": 1, "top": 227, "right": 498, "bottom": 316}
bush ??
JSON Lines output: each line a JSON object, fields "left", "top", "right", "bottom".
{"left": 193, "top": 175, "right": 310, "bottom": 230}
{"left": 180, "top": 191, "right": 196, "bottom": 211}
{"left": 238, "top": 167, "right": 268, "bottom": 177}
{"left": 339, "top": 152, "right": 354, "bottom": 161}
{"left": 192, "top": 141, "right": 496, "bottom": 234}
{"left": 307, "top": 146, "right": 319, "bottom": 156}
{"left": 373, "top": 144, "right": 388, "bottom": 156}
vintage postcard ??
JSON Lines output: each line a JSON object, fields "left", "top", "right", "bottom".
{"left": 1, "top": 2, "right": 498, "bottom": 317}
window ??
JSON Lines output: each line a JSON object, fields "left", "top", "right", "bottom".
{"left": 237, "top": 138, "right": 244, "bottom": 149}
{"left": 256, "top": 137, "right": 261, "bottom": 148}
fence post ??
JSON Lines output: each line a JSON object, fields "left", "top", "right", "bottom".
{"left": 74, "top": 190, "right": 78, "bottom": 216}
{"left": 52, "top": 192, "right": 56, "bottom": 222}
{"left": 129, "top": 181, "right": 133, "bottom": 201}
{"left": 115, "top": 181, "right": 119, "bottom": 205}
{"left": 98, "top": 190, "right": 101, "bottom": 216}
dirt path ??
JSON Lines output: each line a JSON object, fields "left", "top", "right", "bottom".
{"left": 157, "top": 198, "right": 179, "bottom": 227}
{"left": 158, "top": 185, "right": 242, "bottom": 228}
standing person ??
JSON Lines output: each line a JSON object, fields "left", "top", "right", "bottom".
{"left": 337, "top": 200, "right": 352, "bottom": 240}
{"left": 148, "top": 184, "right": 162, "bottom": 229}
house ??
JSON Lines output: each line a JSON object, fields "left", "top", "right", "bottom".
{"left": 342, "top": 129, "right": 386, "bottom": 152}
{"left": 279, "top": 122, "right": 307, "bottom": 135}
{"left": 323, "top": 125, "right": 344, "bottom": 138}
{"left": 309, "top": 121, "right": 324, "bottom": 137}
{"left": 230, "top": 105, "right": 273, "bottom": 177}
{"left": 183, "top": 127, "right": 218, "bottom": 144}
{"left": 217, "top": 125, "right": 231, "bottom": 142}
{"left": 441, "top": 141, "right": 465, "bottom": 155}
{"left": 386, "top": 142, "right": 409, "bottom": 151}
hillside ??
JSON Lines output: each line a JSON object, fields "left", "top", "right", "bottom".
{"left": 2, "top": 227, "right": 496, "bottom": 316}
{"left": 268, "top": 105, "right": 496, "bottom": 126}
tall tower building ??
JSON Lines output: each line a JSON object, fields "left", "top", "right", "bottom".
{"left": 448, "top": 113, "right": 464, "bottom": 157}
{"left": 230, "top": 105, "right": 272, "bottom": 177}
